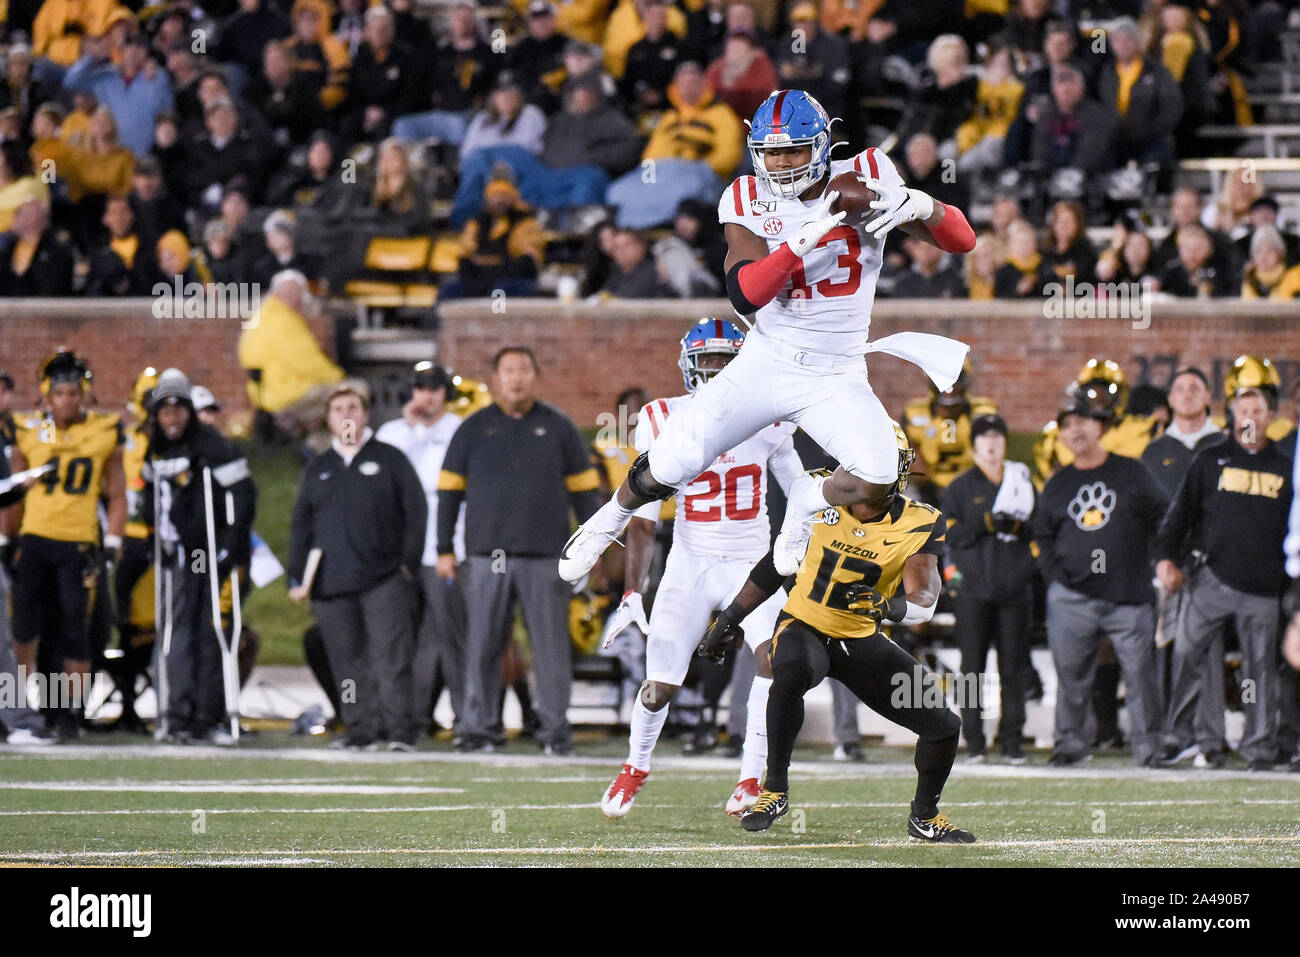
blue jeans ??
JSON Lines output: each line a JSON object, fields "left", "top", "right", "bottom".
{"left": 605, "top": 159, "right": 722, "bottom": 229}
{"left": 391, "top": 110, "right": 470, "bottom": 145}
{"left": 451, "top": 145, "right": 608, "bottom": 226}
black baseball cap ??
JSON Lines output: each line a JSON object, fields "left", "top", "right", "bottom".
{"left": 970, "top": 413, "right": 1007, "bottom": 441}
{"left": 1055, "top": 402, "right": 1110, "bottom": 428}
{"left": 411, "top": 361, "right": 452, "bottom": 394}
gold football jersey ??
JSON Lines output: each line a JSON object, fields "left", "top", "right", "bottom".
{"left": 781, "top": 496, "right": 945, "bottom": 640}
{"left": 123, "top": 424, "right": 151, "bottom": 539}
{"left": 902, "top": 396, "right": 998, "bottom": 490}
{"left": 14, "top": 409, "right": 122, "bottom": 544}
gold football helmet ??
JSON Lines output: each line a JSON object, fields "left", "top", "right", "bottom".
{"left": 1224, "top": 355, "right": 1280, "bottom": 404}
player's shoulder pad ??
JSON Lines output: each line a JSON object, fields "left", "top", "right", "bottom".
{"left": 846, "top": 146, "right": 905, "bottom": 187}
{"left": 718, "top": 174, "right": 762, "bottom": 226}
{"left": 902, "top": 498, "right": 942, "bottom": 521}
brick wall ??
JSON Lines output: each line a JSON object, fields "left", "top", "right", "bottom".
{"left": 0, "top": 300, "right": 338, "bottom": 414}
{"left": 437, "top": 298, "right": 1300, "bottom": 433}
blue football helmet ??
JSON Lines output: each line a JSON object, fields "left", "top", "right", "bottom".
{"left": 748, "top": 90, "right": 833, "bottom": 200}
{"left": 678, "top": 318, "right": 745, "bottom": 393}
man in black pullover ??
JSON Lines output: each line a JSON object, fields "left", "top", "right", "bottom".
{"left": 436, "top": 347, "right": 601, "bottom": 755}
{"left": 289, "top": 381, "right": 427, "bottom": 750}
{"left": 1034, "top": 403, "right": 1168, "bottom": 767}
{"left": 1155, "top": 387, "right": 1294, "bottom": 771}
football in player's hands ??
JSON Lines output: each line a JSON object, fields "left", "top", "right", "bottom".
{"left": 828, "top": 172, "right": 878, "bottom": 226}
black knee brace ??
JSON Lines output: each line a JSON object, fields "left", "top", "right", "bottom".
{"left": 627, "top": 451, "right": 676, "bottom": 503}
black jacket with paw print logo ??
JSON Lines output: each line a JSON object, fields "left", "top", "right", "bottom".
{"left": 1033, "top": 454, "right": 1168, "bottom": 605}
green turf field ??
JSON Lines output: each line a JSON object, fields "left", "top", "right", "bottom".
{"left": 3, "top": 736, "right": 1298, "bottom": 867}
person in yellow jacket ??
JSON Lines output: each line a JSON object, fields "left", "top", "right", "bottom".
{"left": 954, "top": 45, "right": 1023, "bottom": 175}
{"left": 52, "top": 105, "right": 135, "bottom": 203}
{"left": 286, "top": 0, "right": 351, "bottom": 112}
{"left": 1240, "top": 226, "right": 1300, "bottom": 300}
{"left": 32, "top": 0, "right": 124, "bottom": 67}
{"left": 1034, "top": 358, "right": 1158, "bottom": 483}
{"left": 507, "top": 0, "right": 612, "bottom": 44}
{"left": 602, "top": 0, "right": 688, "bottom": 79}
{"left": 238, "top": 269, "right": 344, "bottom": 447}
{"left": 641, "top": 60, "right": 741, "bottom": 179}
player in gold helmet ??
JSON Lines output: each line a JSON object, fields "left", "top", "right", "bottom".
{"left": 112, "top": 366, "right": 160, "bottom": 731}
{"left": 1034, "top": 358, "right": 1160, "bottom": 482}
{"left": 8, "top": 350, "right": 126, "bottom": 741}
{"left": 1218, "top": 355, "right": 1294, "bottom": 442}
{"left": 901, "top": 357, "right": 997, "bottom": 504}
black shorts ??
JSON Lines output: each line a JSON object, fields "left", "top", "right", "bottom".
{"left": 10, "top": 534, "right": 97, "bottom": 661}
{"left": 769, "top": 612, "right": 959, "bottom": 742}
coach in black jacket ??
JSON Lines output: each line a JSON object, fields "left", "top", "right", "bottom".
{"left": 1155, "top": 386, "right": 1294, "bottom": 770}
{"left": 290, "top": 381, "right": 427, "bottom": 750}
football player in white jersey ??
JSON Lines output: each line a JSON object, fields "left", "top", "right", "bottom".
{"left": 600, "top": 318, "right": 804, "bottom": 819}
{"left": 560, "top": 88, "right": 976, "bottom": 590}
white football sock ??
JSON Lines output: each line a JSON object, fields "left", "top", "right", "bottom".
{"left": 739, "top": 675, "right": 772, "bottom": 783}
{"left": 626, "top": 696, "right": 669, "bottom": 772}
{"left": 794, "top": 473, "right": 832, "bottom": 515}
{"left": 598, "top": 495, "right": 636, "bottom": 535}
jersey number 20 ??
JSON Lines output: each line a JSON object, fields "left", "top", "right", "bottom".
{"left": 684, "top": 464, "right": 762, "bottom": 522}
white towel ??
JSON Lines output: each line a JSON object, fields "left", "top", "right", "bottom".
{"left": 991, "top": 461, "right": 1034, "bottom": 542}
{"left": 864, "top": 332, "right": 970, "bottom": 391}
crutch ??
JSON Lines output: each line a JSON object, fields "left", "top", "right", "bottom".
{"left": 152, "top": 477, "right": 173, "bottom": 738}
{"left": 203, "top": 467, "right": 242, "bottom": 741}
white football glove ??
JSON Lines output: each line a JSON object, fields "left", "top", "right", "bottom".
{"left": 861, "top": 178, "right": 935, "bottom": 239}
{"left": 788, "top": 189, "right": 845, "bottom": 256}
{"left": 601, "top": 592, "right": 650, "bottom": 649}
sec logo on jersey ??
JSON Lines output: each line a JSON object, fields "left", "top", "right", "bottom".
{"left": 763, "top": 217, "right": 783, "bottom": 235}
{"left": 822, "top": 507, "right": 840, "bottom": 525}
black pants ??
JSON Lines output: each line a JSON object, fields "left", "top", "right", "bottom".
{"left": 765, "top": 614, "right": 960, "bottom": 812}
{"left": 11, "top": 535, "right": 94, "bottom": 660}
{"left": 955, "top": 591, "right": 1029, "bottom": 754}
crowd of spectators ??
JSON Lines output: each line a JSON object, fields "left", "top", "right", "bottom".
{"left": 0, "top": 0, "right": 1295, "bottom": 301}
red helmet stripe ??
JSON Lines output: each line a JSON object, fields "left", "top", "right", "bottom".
{"left": 771, "top": 90, "right": 788, "bottom": 135}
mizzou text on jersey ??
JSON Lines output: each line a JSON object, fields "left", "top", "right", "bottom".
{"left": 781, "top": 496, "right": 945, "bottom": 639}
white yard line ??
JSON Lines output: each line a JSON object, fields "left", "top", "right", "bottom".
{"left": 7, "top": 835, "right": 1300, "bottom": 864}
{"left": 3, "top": 743, "right": 1296, "bottom": 780}
{"left": 1, "top": 796, "right": 1297, "bottom": 818}
{"left": 0, "top": 782, "right": 463, "bottom": 795}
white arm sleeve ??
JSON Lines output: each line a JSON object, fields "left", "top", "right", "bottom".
{"left": 766, "top": 422, "right": 804, "bottom": 496}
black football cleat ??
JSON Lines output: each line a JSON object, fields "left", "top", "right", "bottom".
{"left": 740, "top": 789, "right": 789, "bottom": 832}
{"left": 908, "top": 811, "right": 976, "bottom": 844}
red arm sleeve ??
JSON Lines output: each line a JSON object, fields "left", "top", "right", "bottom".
{"left": 926, "top": 203, "right": 976, "bottom": 254}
